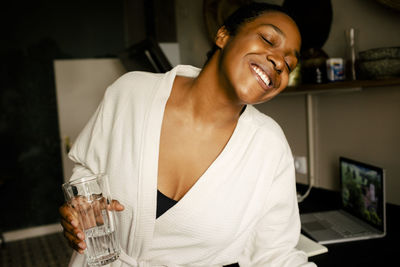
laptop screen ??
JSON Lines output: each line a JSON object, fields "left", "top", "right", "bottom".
{"left": 340, "top": 157, "right": 385, "bottom": 232}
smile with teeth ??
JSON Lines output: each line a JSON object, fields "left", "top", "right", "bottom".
{"left": 251, "top": 64, "right": 271, "bottom": 87}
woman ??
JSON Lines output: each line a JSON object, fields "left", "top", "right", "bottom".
{"left": 60, "top": 3, "right": 315, "bottom": 266}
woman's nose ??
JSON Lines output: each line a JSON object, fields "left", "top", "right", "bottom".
{"left": 267, "top": 54, "right": 284, "bottom": 74}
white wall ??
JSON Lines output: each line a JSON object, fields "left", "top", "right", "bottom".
{"left": 257, "top": 85, "right": 400, "bottom": 205}
{"left": 175, "top": 0, "right": 211, "bottom": 67}
{"left": 175, "top": 0, "right": 400, "bottom": 204}
{"left": 324, "top": 0, "right": 400, "bottom": 58}
{"left": 54, "top": 59, "right": 126, "bottom": 181}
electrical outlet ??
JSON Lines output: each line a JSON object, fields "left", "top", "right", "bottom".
{"left": 294, "top": 156, "right": 307, "bottom": 174}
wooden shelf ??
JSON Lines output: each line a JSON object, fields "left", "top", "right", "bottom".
{"left": 284, "top": 77, "right": 400, "bottom": 95}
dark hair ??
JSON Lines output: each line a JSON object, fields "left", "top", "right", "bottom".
{"left": 205, "top": 2, "right": 291, "bottom": 61}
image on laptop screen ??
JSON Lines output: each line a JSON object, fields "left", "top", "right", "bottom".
{"left": 340, "top": 157, "right": 384, "bottom": 231}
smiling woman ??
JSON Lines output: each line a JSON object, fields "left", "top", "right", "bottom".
{"left": 59, "top": 3, "right": 315, "bottom": 266}
{"left": 212, "top": 10, "right": 301, "bottom": 104}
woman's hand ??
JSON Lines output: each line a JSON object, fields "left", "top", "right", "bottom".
{"left": 59, "top": 199, "right": 124, "bottom": 254}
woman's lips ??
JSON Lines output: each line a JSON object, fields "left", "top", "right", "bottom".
{"left": 250, "top": 64, "right": 273, "bottom": 90}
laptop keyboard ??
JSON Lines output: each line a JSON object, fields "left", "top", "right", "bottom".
{"left": 314, "top": 212, "right": 371, "bottom": 237}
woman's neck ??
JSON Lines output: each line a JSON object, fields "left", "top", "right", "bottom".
{"left": 171, "top": 59, "right": 245, "bottom": 127}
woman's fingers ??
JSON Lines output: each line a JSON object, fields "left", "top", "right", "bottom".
{"left": 59, "top": 203, "right": 86, "bottom": 253}
{"left": 60, "top": 198, "right": 123, "bottom": 253}
{"left": 110, "top": 199, "right": 125, "bottom": 211}
{"left": 59, "top": 204, "right": 79, "bottom": 227}
{"left": 63, "top": 228, "right": 86, "bottom": 254}
{"left": 60, "top": 216, "right": 77, "bottom": 236}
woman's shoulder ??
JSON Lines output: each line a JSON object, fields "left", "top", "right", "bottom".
{"left": 117, "top": 70, "right": 165, "bottom": 82}
{"left": 245, "top": 106, "right": 293, "bottom": 163}
{"left": 103, "top": 71, "right": 166, "bottom": 101}
{"left": 110, "top": 71, "right": 165, "bottom": 91}
{"left": 242, "top": 105, "right": 291, "bottom": 154}
{"left": 246, "top": 105, "right": 286, "bottom": 137}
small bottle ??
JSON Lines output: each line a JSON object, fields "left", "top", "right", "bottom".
{"left": 345, "top": 27, "right": 358, "bottom": 80}
{"left": 316, "top": 67, "right": 322, "bottom": 84}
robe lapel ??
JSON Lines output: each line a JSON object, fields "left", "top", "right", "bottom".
{"left": 132, "top": 67, "right": 178, "bottom": 259}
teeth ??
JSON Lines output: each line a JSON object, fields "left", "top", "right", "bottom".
{"left": 252, "top": 65, "right": 271, "bottom": 87}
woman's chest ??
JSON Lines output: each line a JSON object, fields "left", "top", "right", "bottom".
{"left": 157, "top": 108, "right": 237, "bottom": 201}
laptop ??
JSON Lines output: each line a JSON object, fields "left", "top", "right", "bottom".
{"left": 300, "top": 157, "right": 386, "bottom": 244}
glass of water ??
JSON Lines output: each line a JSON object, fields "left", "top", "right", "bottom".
{"left": 62, "top": 174, "right": 121, "bottom": 266}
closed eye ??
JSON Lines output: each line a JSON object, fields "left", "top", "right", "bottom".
{"left": 260, "top": 35, "right": 273, "bottom": 45}
{"left": 285, "top": 62, "right": 292, "bottom": 72}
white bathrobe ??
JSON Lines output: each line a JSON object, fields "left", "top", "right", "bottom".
{"left": 67, "top": 65, "right": 315, "bottom": 266}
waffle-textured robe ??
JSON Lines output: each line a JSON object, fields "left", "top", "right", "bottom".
{"left": 67, "top": 65, "right": 315, "bottom": 267}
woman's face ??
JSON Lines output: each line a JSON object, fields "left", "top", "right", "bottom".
{"left": 216, "top": 11, "right": 301, "bottom": 105}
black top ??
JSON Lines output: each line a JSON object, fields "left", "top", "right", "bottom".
{"left": 156, "top": 189, "right": 178, "bottom": 218}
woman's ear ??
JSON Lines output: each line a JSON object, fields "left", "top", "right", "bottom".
{"left": 215, "top": 26, "right": 230, "bottom": 49}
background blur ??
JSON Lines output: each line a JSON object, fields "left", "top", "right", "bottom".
{"left": 0, "top": 0, "right": 399, "bottom": 236}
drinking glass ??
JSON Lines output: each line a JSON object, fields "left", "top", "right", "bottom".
{"left": 62, "top": 174, "right": 120, "bottom": 266}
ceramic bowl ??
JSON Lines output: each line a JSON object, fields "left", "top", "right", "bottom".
{"left": 358, "top": 47, "right": 400, "bottom": 61}
{"left": 358, "top": 58, "right": 400, "bottom": 79}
